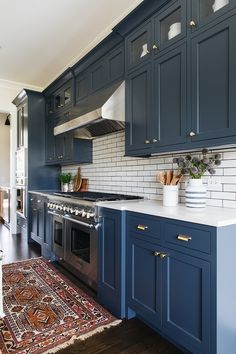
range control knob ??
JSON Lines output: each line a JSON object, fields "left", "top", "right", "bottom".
{"left": 82, "top": 210, "right": 87, "bottom": 218}
{"left": 63, "top": 206, "right": 67, "bottom": 211}
{"left": 70, "top": 208, "right": 75, "bottom": 214}
{"left": 58, "top": 205, "right": 63, "bottom": 211}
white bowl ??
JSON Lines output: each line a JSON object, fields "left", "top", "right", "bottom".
{"left": 168, "top": 22, "right": 181, "bottom": 40}
{"left": 212, "top": 0, "right": 229, "bottom": 12}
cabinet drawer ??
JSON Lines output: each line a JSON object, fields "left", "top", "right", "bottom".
{"left": 127, "top": 213, "right": 161, "bottom": 240}
{"left": 163, "top": 222, "right": 211, "bottom": 254}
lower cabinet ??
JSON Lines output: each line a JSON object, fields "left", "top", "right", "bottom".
{"left": 127, "top": 231, "right": 211, "bottom": 354}
{"left": 29, "top": 193, "right": 54, "bottom": 260}
{"left": 97, "top": 208, "right": 126, "bottom": 318}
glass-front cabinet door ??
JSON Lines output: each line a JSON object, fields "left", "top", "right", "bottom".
{"left": 191, "top": 0, "right": 233, "bottom": 30}
{"left": 154, "top": 0, "right": 187, "bottom": 52}
{"left": 126, "top": 21, "right": 152, "bottom": 71}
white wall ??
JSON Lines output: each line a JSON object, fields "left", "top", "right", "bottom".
{"left": 0, "top": 113, "right": 10, "bottom": 186}
{"left": 63, "top": 131, "right": 236, "bottom": 208}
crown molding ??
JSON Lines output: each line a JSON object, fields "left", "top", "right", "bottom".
{"left": 0, "top": 78, "right": 43, "bottom": 92}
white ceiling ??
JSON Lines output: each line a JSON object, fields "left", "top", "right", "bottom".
{"left": 0, "top": 0, "right": 143, "bottom": 89}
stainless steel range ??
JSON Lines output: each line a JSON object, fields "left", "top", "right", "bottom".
{"left": 47, "top": 191, "right": 142, "bottom": 290}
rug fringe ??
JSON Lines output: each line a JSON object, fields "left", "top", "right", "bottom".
{"left": 43, "top": 319, "right": 122, "bottom": 354}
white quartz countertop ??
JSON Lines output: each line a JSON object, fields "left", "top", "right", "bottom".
{"left": 96, "top": 200, "right": 236, "bottom": 227}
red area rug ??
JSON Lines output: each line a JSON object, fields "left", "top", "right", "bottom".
{"left": 0, "top": 258, "right": 120, "bottom": 353}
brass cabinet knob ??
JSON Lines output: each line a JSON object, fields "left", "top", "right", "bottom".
{"left": 153, "top": 44, "right": 158, "bottom": 49}
{"left": 145, "top": 139, "right": 150, "bottom": 144}
{"left": 152, "top": 139, "right": 158, "bottom": 143}
{"left": 189, "top": 131, "right": 196, "bottom": 137}
{"left": 153, "top": 251, "right": 161, "bottom": 257}
{"left": 159, "top": 253, "right": 167, "bottom": 259}
{"left": 190, "top": 20, "right": 197, "bottom": 28}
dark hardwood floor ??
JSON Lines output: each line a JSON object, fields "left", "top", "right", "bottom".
{"left": 0, "top": 224, "right": 184, "bottom": 354}
{"left": 0, "top": 224, "right": 41, "bottom": 264}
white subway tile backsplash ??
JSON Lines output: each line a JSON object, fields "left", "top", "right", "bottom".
{"left": 62, "top": 131, "right": 236, "bottom": 208}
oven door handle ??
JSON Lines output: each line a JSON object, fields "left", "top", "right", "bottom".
{"left": 63, "top": 215, "right": 94, "bottom": 229}
{"left": 48, "top": 210, "right": 63, "bottom": 218}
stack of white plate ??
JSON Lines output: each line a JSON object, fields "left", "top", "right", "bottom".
{"left": 168, "top": 22, "right": 181, "bottom": 40}
{"left": 212, "top": 0, "right": 229, "bottom": 12}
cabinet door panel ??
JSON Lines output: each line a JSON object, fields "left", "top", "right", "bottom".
{"left": 76, "top": 71, "right": 89, "bottom": 103}
{"left": 90, "top": 59, "right": 106, "bottom": 93}
{"left": 162, "top": 250, "right": 210, "bottom": 354}
{"left": 125, "top": 63, "right": 152, "bottom": 154}
{"left": 127, "top": 235, "right": 162, "bottom": 328}
{"left": 45, "top": 119, "right": 55, "bottom": 163}
{"left": 126, "top": 21, "right": 152, "bottom": 71}
{"left": 153, "top": 44, "right": 187, "bottom": 147}
{"left": 98, "top": 209, "right": 125, "bottom": 318}
{"left": 191, "top": 0, "right": 234, "bottom": 30}
{"left": 107, "top": 45, "right": 124, "bottom": 84}
{"left": 191, "top": 16, "right": 236, "bottom": 141}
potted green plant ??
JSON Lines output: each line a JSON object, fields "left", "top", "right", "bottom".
{"left": 173, "top": 149, "right": 222, "bottom": 208}
{"left": 59, "top": 173, "right": 72, "bottom": 192}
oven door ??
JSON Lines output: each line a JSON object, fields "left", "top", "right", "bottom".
{"left": 50, "top": 212, "right": 65, "bottom": 260}
{"left": 64, "top": 216, "right": 97, "bottom": 290}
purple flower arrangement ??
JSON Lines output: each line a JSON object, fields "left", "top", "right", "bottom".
{"left": 173, "top": 149, "right": 222, "bottom": 179}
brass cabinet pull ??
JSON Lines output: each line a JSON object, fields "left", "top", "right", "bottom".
{"left": 190, "top": 20, "right": 197, "bottom": 28}
{"left": 153, "top": 44, "right": 158, "bottom": 49}
{"left": 177, "top": 234, "right": 192, "bottom": 242}
{"left": 153, "top": 251, "right": 161, "bottom": 257}
{"left": 137, "top": 224, "right": 148, "bottom": 231}
{"left": 152, "top": 139, "right": 158, "bottom": 143}
{"left": 145, "top": 139, "right": 150, "bottom": 144}
{"left": 189, "top": 131, "right": 196, "bottom": 137}
{"left": 153, "top": 251, "right": 168, "bottom": 259}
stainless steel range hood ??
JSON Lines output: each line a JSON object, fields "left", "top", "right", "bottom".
{"left": 54, "top": 81, "right": 125, "bottom": 139}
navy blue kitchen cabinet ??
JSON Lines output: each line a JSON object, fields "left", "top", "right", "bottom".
{"left": 190, "top": 14, "right": 236, "bottom": 145}
{"left": 75, "top": 42, "right": 124, "bottom": 105}
{"left": 29, "top": 193, "right": 54, "bottom": 260}
{"left": 127, "top": 236, "right": 162, "bottom": 329}
{"left": 17, "top": 101, "right": 27, "bottom": 149}
{"left": 126, "top": 44, "right": 187, "bottom": 156}
{"left": 97, "top": 208, "right": 126, "bottom": 319}
{"left": 125, "top": 0, "right": 236, "bottom": 156}
{"left": 125, "top": 63, "right": 153, "bottom": 156}
{"left": 125, "top": 0, "right": 187, "bottom": 73}
{"left": 153, "top": 43, "right": 187, "bottom": 149}
{"left": 190, "top": 0, "right": 235, "bottom": 31}
{"left": 45, "top": 78, "right": 74, "bottom": 125}
{"left": 126, "top": 212, "right": 215, "bottom": 354}
{"left": 45, "top": 120, "right": 92, "bottom": 165}
{"left": 162, "top": 249, "right": 211, "bottom": 354}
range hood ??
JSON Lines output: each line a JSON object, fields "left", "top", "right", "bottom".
{"left": 54, "top": 81, "right": 125, "bottom": 139}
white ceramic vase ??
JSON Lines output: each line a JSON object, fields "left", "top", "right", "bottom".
{"left": 185, "top": 178, "right": 207, "bottom": 208}
{"left": 163, "top": 185, "right": 179, "bottom": 207}
{"left": 61, "top": 183, "right": 69, "bottom": 192}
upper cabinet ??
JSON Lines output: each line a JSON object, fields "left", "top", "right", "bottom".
{"left": 125, "top": 0, "right": 236, "bottom": 156}
{"left": 46, "top": 79, "right": 74, "bottom": 125}
{"left": 190, "top": 14, "right": 236, "bottom": 144}
{"left": 17, "top": 102, "right": 27, "bottom": 149}
{"left": 75, "top": 43, "right": 124, "bottom": 104}
{"left": 126, "top": 0, "right": 187, "bottom": 72}
{"left": 190, "top": 0, "right": 234, "bottom": 30}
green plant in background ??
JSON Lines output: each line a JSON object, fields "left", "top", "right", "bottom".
{"left": 59, "top": 173, "right": 72, "bottom": 184}
{"left": 173, "top": 149, "right": 222, "bottom": 179}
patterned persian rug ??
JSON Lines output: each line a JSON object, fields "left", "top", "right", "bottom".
{"left": 0, "top": 258, "right": 120, "bottom": 354}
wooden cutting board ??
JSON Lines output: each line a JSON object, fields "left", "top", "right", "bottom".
{"left": 73, "top": 167, "right": 82, "bottom": 192}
